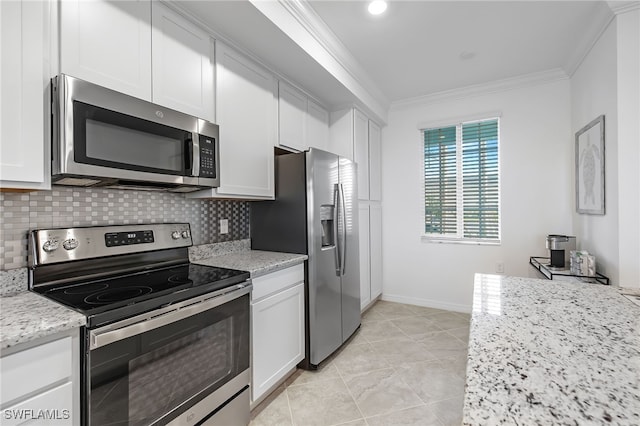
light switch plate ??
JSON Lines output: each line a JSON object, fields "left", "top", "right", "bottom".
{"left": 220, "top": 219, "right": 229, "bottom": 234}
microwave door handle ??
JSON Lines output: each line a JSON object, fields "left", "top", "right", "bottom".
{"left": 185, "top": 135, "right": 194, "bottom": 175}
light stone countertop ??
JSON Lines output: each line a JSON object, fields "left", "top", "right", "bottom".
{"left": 463, "top": 274, "right": 640, "bottom": 425}
{"left": 192, "top": 250, "right": 307, "bottom": 278}
{"left": 0, "top": 291, "right": 86, "bottom": 350}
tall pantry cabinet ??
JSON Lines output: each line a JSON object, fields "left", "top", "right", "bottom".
{"left": 329, "top": 108, "right": 383, "bottom": 311}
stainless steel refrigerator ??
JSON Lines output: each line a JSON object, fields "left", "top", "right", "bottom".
{"left": 251, "top": 148, "right": 360, "bottom": 369}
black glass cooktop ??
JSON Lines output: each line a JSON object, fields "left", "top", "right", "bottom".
{"left": 34, "top": 263, "right": 249, "bottom": 328}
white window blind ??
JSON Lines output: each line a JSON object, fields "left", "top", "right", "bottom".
{"left": 423, "top": 118, "right": 500, "bottom": 242}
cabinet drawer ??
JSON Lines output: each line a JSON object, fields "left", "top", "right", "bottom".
{"left": 1, "top": 337, "right": 72, "bottom": 405}
{"left": 251, "top": 264, "right": 304, "bottom": 301}
{"left": 1, "top": 382, "right": 73, "bottom": 426}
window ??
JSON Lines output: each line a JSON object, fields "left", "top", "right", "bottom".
{"left": 422, "top": 118, "right": 500, "bottom": 243}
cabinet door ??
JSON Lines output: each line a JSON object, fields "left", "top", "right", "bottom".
{"left": 370, "top": 203, "right": 382, "bottom": 300}
{"left": 251, "top": 283, "right": 304, "bottom": 403}
{"left": 278, "top": 81, "right": 306, "bottom": 151}
{"left": 60, "top": 0, "right": 152, "bottom": 100}
{"left": 214, "top": 42, "right": 276, "bottom": 199}
{"left": 354, "top": 109, "right": 369, "bottom": 200}
{"left": 0, "top": 0, "right": 50, "bottom": 189}
{"left": 152, "top": 2, "right": 214, "bottom": 121}
{"left": 307, "top": 99, "right": 329, "bottom": 151}
{"left": 359, "top": 203, "right": 371, "bottom": 310}
{"left": 369, "top": 121, "right": 382, "bottom": 201}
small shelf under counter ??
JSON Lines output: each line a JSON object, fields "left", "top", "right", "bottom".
{"left": 529, "top": 256, "right": 610, "bottom": 285}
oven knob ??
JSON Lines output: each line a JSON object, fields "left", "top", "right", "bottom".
{"left": 171, "top": 231, "right": 181, "bottom": 240}
{"left": 181, "top": 230, "right": 190, "bottom": 239}
{"left": 42, "top": 240, "right": 59, "bottom": 252}
{"left": 63, "top": 238, "right": 79, "bottom": 251}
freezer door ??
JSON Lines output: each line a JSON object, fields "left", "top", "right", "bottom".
{"left": 339, "top": 157, "right": 361, "bottom": 341}
{"left": 306, "top": 149, "right": 342, "bottom": 366}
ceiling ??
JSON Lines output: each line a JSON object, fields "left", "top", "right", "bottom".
{"left": 178, "top": 0, "right": 613, "bottom": 120}
{"left": 308, "top": 1, "right": 612, "bottom": 103}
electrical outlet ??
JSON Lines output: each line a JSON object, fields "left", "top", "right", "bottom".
{"left": 220, "top": 219, "right": 229, "bottom": 234}
{"left": 496, "top": 262, "right": 505, "bottom": 274}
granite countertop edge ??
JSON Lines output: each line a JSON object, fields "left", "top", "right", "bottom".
{"left": 191, "top": 250, "right": 308, "bottom": 278}
{"left": 1, "top": 291, "right": 86, "bottom": 351}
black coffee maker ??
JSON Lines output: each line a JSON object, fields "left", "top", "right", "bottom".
{"left": 546, "top": 235, "right": 576, "bottom": 269}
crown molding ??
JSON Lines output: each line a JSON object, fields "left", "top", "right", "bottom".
{"left": 564, "top": 3, "right": 616, "bottom": 77}
{"left": 607, "top": 1, "right": 640, "bottom": 14}
{"left": 390, "top": 68, "right": 569, "bottom": 110}
{"left": 249, "top": 0, "right": 389, "bottom": 123}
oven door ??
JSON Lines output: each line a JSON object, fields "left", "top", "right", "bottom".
{"left": 85, "top": 285, "right": 251, "bottom": 426}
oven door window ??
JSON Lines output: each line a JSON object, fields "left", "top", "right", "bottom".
{"left": 73, "top": 101, "right": 192, "bottom": 176}
{"left": 89, "top": 294, "right": 249, "bottom": 426}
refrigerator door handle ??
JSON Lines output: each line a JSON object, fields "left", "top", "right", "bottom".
{"left": 340, "top": 183, "right": 347, "bottom": 276}
{"left": 333, "top": 184, "right": 341, "bottom": 275}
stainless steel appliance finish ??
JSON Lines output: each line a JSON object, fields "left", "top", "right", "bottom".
{"left": 52, "top": 74, "right": 219, "bottom": 192}
{"left": 251, "top": 148, "right": 360, "bottom": 368}
{"left": 546, "top": 234, "right": 576, "bottom": 269}
{"left": 29, "top": 223, "right": 251, "bottom": 425}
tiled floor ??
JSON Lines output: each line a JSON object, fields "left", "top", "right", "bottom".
{"left": 249, "top": 300, "right": 471, "bottom": 426}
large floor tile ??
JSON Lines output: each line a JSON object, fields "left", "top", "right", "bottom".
{"left": 415, "top": 330, "right": 469, "bottom": 359}
{"left": 427, "top": 312, "right": 471, "bottom": 331}
{"left": 396, "top": 360, "right": 467, "bottom": 404}
{"left": 333, "top": 342, "right": 390, "bottom": 376}
{"left": 365, "top": 404, "right": 444, "bottom": 426}
{"left": 250, "top": 386, "right": 292, "bottom": 426}
{"left": 367, "top": 301, "right": 416, "bottom": 319}
{"left": 446, "top": 326, "right": 470, "bottom": 343}
{"left": 361, "top": 308, "right": 386, "bottom": 322}
{"left": 406, "top": 305, "right": 452, "bottom": 317}
{"left": 343, "top": 368, "right": 424, "bottom": 418}
{"left": 390, "top": 316, "right": 443, "bottom": 336}
{"left": 368, "top": 336, "right": 437, "bottom": 365}
{"left": 429, "top": 396, "right": 464, "bottom": 426}
{"left": 286, "top": 362, "right": 341, "bottom": 387}
{"left": 286, "top": 378, "right": 362, "bottom": 426}
{"left": 358, "top": 319, "right": 405, "bottom": 342}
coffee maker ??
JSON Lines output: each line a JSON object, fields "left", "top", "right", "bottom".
{"left": 546, "top": 235, "right": 576, "bottom": 269}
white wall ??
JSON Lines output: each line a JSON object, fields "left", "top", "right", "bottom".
{"left": 570, "top": 20, "right": 620, "bottom": 285}
{"left": 615, "top": 9, "right": 640, "bottom": 289}
{"left": 382, "top": 79, "right": 572, "bottom": 312}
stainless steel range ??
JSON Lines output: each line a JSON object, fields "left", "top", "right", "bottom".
{"left": 28, "top": 223, "right": 251, "bottom": 426}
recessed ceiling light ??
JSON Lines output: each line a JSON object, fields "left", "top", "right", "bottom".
{"left": 368, "top": 0, "right": 388, "bottom": 16}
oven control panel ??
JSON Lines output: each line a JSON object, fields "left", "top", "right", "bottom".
{"left": 30, "top": 223, "right": 193, "bottom": 266}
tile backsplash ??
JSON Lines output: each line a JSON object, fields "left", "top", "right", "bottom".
{"left": 0, "top": 186, "right": 249, "bottom": 270}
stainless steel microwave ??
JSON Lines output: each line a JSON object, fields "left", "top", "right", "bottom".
{"left": 51, "top": 74, "right": 219, "bottom": 192}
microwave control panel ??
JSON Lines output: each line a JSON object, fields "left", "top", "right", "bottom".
{"left": 199, "top": 134, "right": 216, "bottom": 178}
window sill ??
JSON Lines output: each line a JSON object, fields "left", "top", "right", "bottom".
{"left": 421, "top": 236, "right": 501, "bottom": 246}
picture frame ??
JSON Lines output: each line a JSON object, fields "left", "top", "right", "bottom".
{"left": 575, "top": 115, "right": 605, "bottom": 215}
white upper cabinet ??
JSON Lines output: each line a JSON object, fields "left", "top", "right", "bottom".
{"left": 60, "top": 0, "right": 152, "bottom": 100}
{"left": 190, "top": 41, "right": 276, "bottom": 199}
{"left": 278, "top": 81, "right": 306, "bottom": 151}
{"left": 353, "top": 109, "right": 369, "bottom": 201}
{"left": 60, "top": 0, "right": 214, "bottom": 121}
{"left": 0, "top": 0, "right": 51, "bottom": 190}
{"left": 278, "top": 81, "right": 329, "bottom": 152}
{"left": 306, "top": 98, "right": 329, "bottom": 151}
{"left": 152, "top": 2, "right": 214, "bottom": 121}
{"left": 368, "top": 120, "right": 382, "bottom": 201}
{"left": 329, "top": 108, "right": 381, "bottom": 201}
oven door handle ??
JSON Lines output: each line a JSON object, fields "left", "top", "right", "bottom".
{"left": 89, "top": 283, "right": 252, "bottom": 350}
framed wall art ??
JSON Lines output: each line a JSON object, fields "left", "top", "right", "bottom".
{"left": 575, "top": 115, "right": 605, "bottom": 215}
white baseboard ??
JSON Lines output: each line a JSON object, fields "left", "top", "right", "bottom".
{"left": 380, "top": 293, "right": 472, "bottom": 314}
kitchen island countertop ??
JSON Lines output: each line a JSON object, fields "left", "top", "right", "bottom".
{"left": 463, "top": 274, "right": 640, "bottom": 425}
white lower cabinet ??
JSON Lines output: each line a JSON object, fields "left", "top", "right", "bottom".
{"left": 0, "top": 330, "right": 80, "bottom": 425}
{"left": 359, "top": 203, "right": 371, "bottom": 309}
{"left": 251, "top": 264, "right": 305, "bottom": 405}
